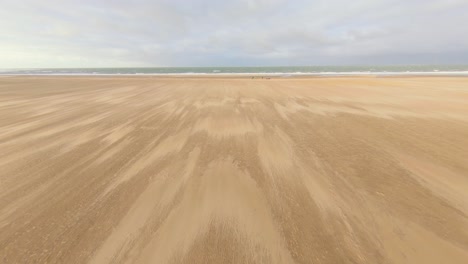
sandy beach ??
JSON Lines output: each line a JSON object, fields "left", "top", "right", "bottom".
{"left": 0, "top": 76, "right": 467, "bottom": 264}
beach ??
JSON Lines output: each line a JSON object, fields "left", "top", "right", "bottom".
{"left": 1, "top": 76, "right": 468, "bottom": 263}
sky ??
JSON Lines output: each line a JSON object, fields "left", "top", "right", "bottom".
{"left": 1, "top": 0, "right": 468, "bottom": 68}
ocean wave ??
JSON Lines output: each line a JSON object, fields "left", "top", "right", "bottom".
{"left": 2, "top": 69, "right": 468, "bottom": 76}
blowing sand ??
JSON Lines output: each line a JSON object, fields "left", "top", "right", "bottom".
{"left": 0, "top": 76, "right": 468, "bottom": 264}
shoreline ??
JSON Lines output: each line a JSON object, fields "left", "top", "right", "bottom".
{"left": 2, "top": 71, "right": 468, "bottom": 78}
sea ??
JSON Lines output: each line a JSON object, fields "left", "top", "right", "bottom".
{"left": 1, "top": 65, "right": 468, "bottom": 76}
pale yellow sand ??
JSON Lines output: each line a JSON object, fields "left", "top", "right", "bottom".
{"left": 0, "top": 76, "right": 468, "bottom": 264}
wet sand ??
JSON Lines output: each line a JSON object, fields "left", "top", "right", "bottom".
{"left": 1, "top": 76, "right": 468, "bottom": 264}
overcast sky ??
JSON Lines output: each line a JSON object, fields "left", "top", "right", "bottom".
{"left": 1, "top": 0, "right": 468, "bottom": 68}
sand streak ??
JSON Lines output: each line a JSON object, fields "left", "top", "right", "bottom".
{"left": 1, "top": 76, "right": 468, "bottom": 263}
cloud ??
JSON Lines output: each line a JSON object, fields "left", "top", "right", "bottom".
{"left": 0, "top": 0, "right": 467, "bottom": 67}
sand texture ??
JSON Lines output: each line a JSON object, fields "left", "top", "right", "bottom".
{"left": 1, "top": 76, "right": 468, "bottom": 264}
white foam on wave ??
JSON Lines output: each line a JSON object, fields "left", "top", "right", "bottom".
{"left": 2, "top": 71, "right": 468, "bottom": 77}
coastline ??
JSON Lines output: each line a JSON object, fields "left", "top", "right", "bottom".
{"left": 2, "top": 71, "right": 468, "bottom": 79}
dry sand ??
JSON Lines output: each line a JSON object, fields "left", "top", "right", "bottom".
{"left": 0, "top": 76, "right": 468, "bottom": 264}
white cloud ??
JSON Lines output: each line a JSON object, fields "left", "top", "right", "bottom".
{"left": 0, "top": 0, "right": 467, "bottom": 67}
